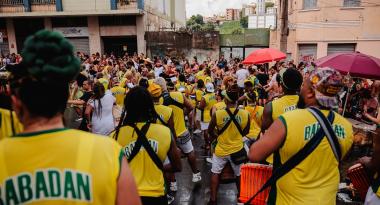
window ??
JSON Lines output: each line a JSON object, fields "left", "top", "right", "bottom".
{"left": 343, "top": 0, "right": 360, "bottom": 7}
{"left": 327, "top": 43, "right": 356, "bottom": 55}
{"left": 303, "top": 0, "right": 317, "bottom": 9}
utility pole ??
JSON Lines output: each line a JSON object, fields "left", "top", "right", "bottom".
{"left": 279, "top": 0, "right": 288, "bottom": 53}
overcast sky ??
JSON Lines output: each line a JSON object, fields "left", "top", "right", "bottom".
{"left": 186, "top": 0, "right": 256, "bottom": 18}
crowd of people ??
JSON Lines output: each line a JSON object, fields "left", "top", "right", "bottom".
{"left": 0, "top": 30, "right": 379, "bottom": 205}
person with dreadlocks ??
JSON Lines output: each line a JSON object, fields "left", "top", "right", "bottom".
{"left": 111, "top": 86, "right": 182, "bottom": 205}
{"left": 85, "top": 82, "right": 116, "bottom": 136}
{"left": 0, "top": 30, "right": 140, "bottom": 205}
{"left": 207, "top": 84, "right": 250, "bottom": 205}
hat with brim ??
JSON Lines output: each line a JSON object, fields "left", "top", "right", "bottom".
{"left": 205, "top": 83, "right": 215, "bottom": 93}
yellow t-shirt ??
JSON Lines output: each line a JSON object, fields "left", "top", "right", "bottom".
{"left": 0, "top": 108, "right": 23, "bottom": 140}
{"left": 201, "top": 93, "right": 217, "bottom": 122}
{"left": 195, "top": 89, "right": 205, "bottom": 103}
{"left": 270, "top": 109, "right": 353, "bottom": 205}
{"left": 154, "top": 104, "right": 173, "bottom": 125}
{"left": 110, "top": 123, "right": 171, "bottom": 197}
{"left": 271, "top": 95, "right": 299, "bottom": 120}
{"left": 267, "top": 95, "right": 299, "bottom": 164}
{"left": 215, "top": 108, "right": 249, "bottom": 157}
{"left": 175, "top": 82, "right": 187, "bottom": 93}
{"left": 165, "top": 92, "right": 187, "bottom": 136}
{"left": 110, "top": 86, "right": 126, "bottom": 107}
{"left": 98, "top": 78, "right": 109, "bottom": 90}
{"left": 245, "top": 105, "right": 264, "bottom": 140}
{"left": 0, "top": 128, "right": 122, "bottom": 204}
{"left": 213, "top": 101, "right": 227, "bottom": 112}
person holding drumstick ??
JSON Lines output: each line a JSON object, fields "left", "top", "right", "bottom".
{"left": 249, "top": 67, "right": 353, "bottom": 205}
{"left": 360, "top": 95, "right": 380, "bottom": 205}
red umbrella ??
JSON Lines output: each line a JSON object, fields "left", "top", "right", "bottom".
{"left": 242, "top": 48, "right": 286, "bottom": 64}
{"left": 315, "top": 52, "right": 380, "bottom": 80}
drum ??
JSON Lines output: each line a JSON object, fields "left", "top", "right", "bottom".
{"left": 347, "top": 163, "right": 371, "bottom": 201}
{"left": 239, "top": 163, "right": 273, "bottom": 205}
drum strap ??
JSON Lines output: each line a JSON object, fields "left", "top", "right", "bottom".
{"left": 245, "top": 108, "right": 337, "bottom": 205}
{"left": 218, "top": 108, "right": 243, "bottom": 136}
{"left": 127, "top": 123, "right": 164, "bottom": 172}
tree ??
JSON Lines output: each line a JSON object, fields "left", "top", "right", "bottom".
{"left": 202, "top": 22, "right": 215, "bottom": 31}
{"left": 186, "top": 14, "right": 205, "bottom": 31}
{"left": 240, "top": 16, "right": 248, "bottom": 28}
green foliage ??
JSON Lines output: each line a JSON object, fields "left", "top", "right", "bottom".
{"left": 202, "top": 22, "right": 215, "bottom": 31}
{"left": 265, "top": 2, "right": 274, "bottom": 9}
{"left": 240, "top": 16, "right": 248, "bottom": 28}
{"left": 187, "top": 15, "right": 215, "bottom": 31}
{"left": 219, "top": 21, "right": 244, "bottom": 34}
{"left": 231, "top": 28, "right": 243, "bottom": 34}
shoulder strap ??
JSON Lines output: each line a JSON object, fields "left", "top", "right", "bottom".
{"left": 245, "top": 110, "right": 335, "bottom": 205}
{"left": 218, "top": 108, "right": 242, "bottom": 136}
{"left": 163, "top": 92, "right": 184, "bottom": 109}
{"left": 308, "top": 107, "right": 342, "bottom": 161}
{"left": 156, "top": 113, "right": 169, "bottom": 127}
{"left": 226, "top": 108, "right": 244, "bottom": 136}
{"left": 127, "top": 123, "right": 163, "bottom": 171}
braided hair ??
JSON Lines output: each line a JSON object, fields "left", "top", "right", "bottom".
{"left": 8, "top": 30, "right": 80, "bottom": 118}
{"left": 113, "top": 86, "right": 160, "bottom": 140}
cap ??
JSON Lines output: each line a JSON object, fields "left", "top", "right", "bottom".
{"left": 205, "top": 83, "right": 215, "bottom": 93}
{"left": 309, "top": 67, "right": 344, "bottom": 109}
{"left": 148, "top": 83, "right": 162, "bottom": 98}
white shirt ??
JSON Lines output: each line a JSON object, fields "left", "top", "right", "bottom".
{"left": 88, "top": 90, "right": 116, "bottom": 136}
{"left": 154, "top": 66, "right": 164, "bottom": 78}
{"left": 236, "top": 68, "right": 250, "bottom": 88}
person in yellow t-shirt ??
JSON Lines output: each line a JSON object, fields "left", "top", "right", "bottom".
{"left": 0, "top": 107, "right": 23, "bottom": 139}
{"left": 244, "top": 92, "right": 263, "bottom": 141}
{"left": 193, "top": 79, "right": 205, "bottom": 135}
{"left": 249, "top": 67, "right": 353, "bottom": 205}
{"left": 111, "top": 86, "right": 181, "bottom": 205}
{"left": 207, "top": 84, "right": 250, "bottom": 205}
{"left": 262, "top": 68, "right": 303, "bottom": 131}
{"left": 110, "top": 80, "right": 127, "bottom": 107}
{"left": 261, "top": 68, "right": 303, "bottom": 164}
{"left": 198, "top": 83, "right": 217, "bottom": 150}
{"left": 96, "top": 73, "right": 109, "bottom": 90}
{"left": 0, "top": 30, "right": 140, "bottom": 205}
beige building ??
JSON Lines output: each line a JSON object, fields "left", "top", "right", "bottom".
{"left": 226, "top": 8, "right": 241, "bottom": 21}
{"left": 270, "top": 0, "right": 380, "bottom": 64}
{"left": 0, "top": 0, "right": 186, "bottom": 56}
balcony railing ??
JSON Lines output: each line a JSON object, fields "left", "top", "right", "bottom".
{"left": 31, "top": 0, "right": 56, "bottom": 11}
{"left": 117, "top": 0, "right": 137, "bottom": 10}
{"left": 0, "top": 0, "right": 24, "bottom": 13}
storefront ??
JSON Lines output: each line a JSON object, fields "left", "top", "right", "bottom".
{"left": 52, "top": 27, "right": 90, "bottom": 54}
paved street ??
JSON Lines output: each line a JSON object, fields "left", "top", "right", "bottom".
{"left": 172, "top": 133, "right": 238, "bottom": 205}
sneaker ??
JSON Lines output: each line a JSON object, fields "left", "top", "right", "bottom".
{"left": 192, "top": 172, "right": 202, "bottom": 183}
{"left": 206, "top": 157, "right": 213, "bottom": 164}
{"left": 170, "top": 181, "right": 178, "bottom": 192}
{"left": 167, "top": 193, "right": 175, "bottom": 204}
{"left": 193, "top": 129, "right": 202, "bottom": 134}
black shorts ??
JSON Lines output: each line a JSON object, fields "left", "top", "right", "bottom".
{"left": 258, "top": 88, "right": 268, "bottom": 99}
{"left": 141, "top": 196, "right": 168, "bottom": 205}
